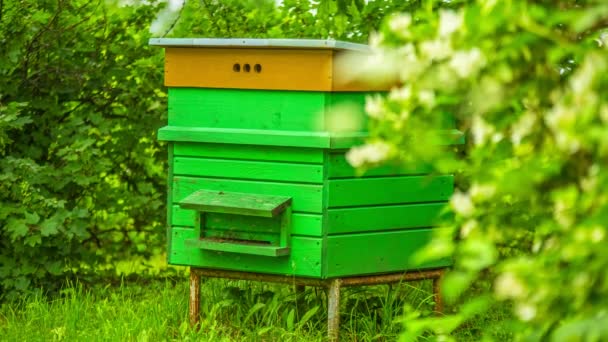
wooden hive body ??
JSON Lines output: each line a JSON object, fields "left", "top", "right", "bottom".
{"left": 153, "top": 38, "right": 456, "bottom": 279}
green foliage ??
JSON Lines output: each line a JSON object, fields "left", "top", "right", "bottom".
{"left": 164, "top": 0, "right": 424, "bottom": 42}
{"left": 353, "top": 0, "right": 608, "bottom": 340}
{"left": 0, "top": 0, "right": 167, "bottom": 299}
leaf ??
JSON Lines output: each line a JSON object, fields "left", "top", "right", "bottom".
{"left": 257, "top": 326, "right": 273, "bottom": 336}
{"left": 40, "top": 219, "right": 59, "bottom": 237}
{"left": 243, "top": 302, "right": 266, "bottom": 325}
{"left": 45, "top": 261, "right": 63, "bottom": 276}
{"left": 7, "top": 219, "right": 28, "bottom": 240}
{"left": 286, "top": 308, "right": 295, "bottom": 332}
{"left": 24, "top": 212, "right": 39, "bottom": 224}
{"left": 441, "top": 271, "right": 476, "bottom": 304}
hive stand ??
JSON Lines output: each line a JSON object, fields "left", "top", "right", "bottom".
{"left": 188, "top": 267, "right": 445, "bottom": 341}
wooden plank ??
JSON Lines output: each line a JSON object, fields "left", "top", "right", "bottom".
{"left": 165, "top": 48, "right": 333, "bottom": 91}
{"left": 168, "top": 88, "right": 326, "bottom": 131}
{"left": 185, "top": 238, "right": 286, "bottom": 256}
{"left": 173, "top": 142, "right": 324, "bottom": 163}
{"left": 327, "top": 202, "right": 447, "bottom": 234}
{"left": 169, "top": 228, "right": 322, "bottom": 277}
{"left": 185, "top": 238, "right": 290, "bottom": 257}
{"left": 202, "top": 228, "right": 280, "bottom": 245}
{"left": 327, "top": 175, "right": 453, "bottom": 208}
{"left": 157, "top": 126, "right": 331, "bottom": 148}
{"left": 327, "top": 152, "right": 432, "bottom": 178}
{"left": 179, "top": 190, "right": 291, "bottom": 218}
{"left": 325, "top": 228, "right": 452, "bottom": 277}
{"left": 172, "top": 205, "right": 323, "bottom": 236}
{"left": 205, "top": 213, "right": 282, "bottom": 234}
{"left": 173, "top": 176, "right": 323, "bottom": 213}
{"left": 325, "top": 92, "right": 368, "bottom": 108}
{"left": 166, "top": 144, "right": 175, "bottom": 264}
{"left": 329, "top": 132, "right": 368, "bottom": 149}
{"left": 173, "top": 157, "right": 323, "bottom": 184}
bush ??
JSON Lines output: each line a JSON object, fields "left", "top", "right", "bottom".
{"left": 0, "top": 0, "right": 167, "bottom": 300}
{"left": 352, "top": 0, "right": 608, "bottom": 339}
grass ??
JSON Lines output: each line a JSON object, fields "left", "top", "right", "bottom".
{"left": 0, "top": 271, "right": 440, "bottom": 341}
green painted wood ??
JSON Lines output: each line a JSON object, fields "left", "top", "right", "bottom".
{"left": 173, "top": 142, "right": 324, "bottom": 163}
{"left": 329, "top": 132, "right": 368, "bottom": 149}
{"left": 327, "top": 152, "right": 432, "bottom": 178}
{"left": 159, "top": 127, "right": 412, "bottom": 150}
{"left": 168, "top": 88, "right": 327, "bottom": 131}
{"left": 172, "top": 205, "right": 323, "bottom": 236}
{"left": 185, "top": 238, "right": 290, "bottom": 257}
{"left": 325, "top": 92, "right": 368, "bottom": 108}
{"left": 172, "top": 205, "right": 195, "bottom": 226}
{"left": 328, "top": 175, "right": 453, "bottom": 208}
{"left": 166, "top": 144, "right": 175, "bottom": 265}
{"left": 179, "top": 190, "right": 291, "bottom": 218}
{"left": 173, "top": 157, "right": 323, "bottom": 183}
{"left": 327, "top": 202, "right": 447, "bottom": 234}
{"left": 170, "top": 227, "right": 322, "bottom": 277}
{"left": 205, "top": 212, "right": 282, "bottom": 233}
{"left": 325, "top": 228, "right": 452, "bottom": 277}
{"left": 202, "top": 228, "right": 280, "bottom": 245}
{"left": 173, "top": 176, "right": 323, "bottom": 213}
{"left": 158, "top": 126, "right": 332, "bottom": 148}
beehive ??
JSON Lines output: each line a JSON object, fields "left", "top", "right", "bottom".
{"left": 152, "top": 38, "right": 457, "bottom": 279}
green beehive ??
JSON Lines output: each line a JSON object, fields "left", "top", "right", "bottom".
{"left": 151, "top": 38, "right": 457, "bottom": 279}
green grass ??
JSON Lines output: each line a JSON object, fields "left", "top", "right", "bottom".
{"left": 0, "top": 272, "right": 439, "bottom": 341}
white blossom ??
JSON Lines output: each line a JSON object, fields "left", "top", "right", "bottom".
{"left": 494, "top": 272, "right": 527, "bottom": 299}
{"left": 471, "top": 116, "right": 495, "bottom": 145}
{"left": 469, "top": 182, "right": 496, "bottom": 201}
{"left": 418, "top": 89, "right": 436, "bottom": 108}
{"left": 439, "top": 10, "right": 463, "bottom": 37}
{"left": 395, "top": 44, "right": 427, "bottom": 82}
{"left": 364, "top": 95, "right": 385, "bottom": 119}
{"left": 553, "top": 198, "right": 574, "bottom": 228}
{"left": 597, "top": 31, "right": 608, "bottom": 48}
{"left": 510, "top": 112, "right": 537, "bottom": 145}
{"left": 573, "top": 273, "right": 590, "bottom": 290}
{"left": 515, "top": 303, "right": 537, "bottom": 322}
{"left": 591, "top": 226, "right": 605, "bottom": 243}
{"left": 460, "top": 220, "right": 477, "bottom": 238}
{"left": 570, "top": 61, "right": 595, "bottom": 95}
{"left": 580, "top": 164, "right": 599, "bottom": 192}
{"left": 397, "top": 43, "right": 416, "bottom": 57}
{"left": 368, "top": 32, "right": 385, "bottom": 49}
{"left": 389, "top": 13, "right": 412, "bottom": 38}
{"left": 388, "top": 85, "right": 412, "bottom": 103}
{"left": 600, "top": 105, "right": 608, "bottom": 123}
{"left": 448, "top": 48, "right": 485, "bottom": 78}
{"left": 450, "top": 191, "right": 475, "bottom": 217}
{"left": 420, "top": 38, "right": 453, "bottom": 61}
{"left": 346, "top": 142, "right": 392, "bottom": 168}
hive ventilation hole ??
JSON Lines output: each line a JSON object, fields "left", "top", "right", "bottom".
{"left": 232, "top": 63, "right": 262, "bottom": 73}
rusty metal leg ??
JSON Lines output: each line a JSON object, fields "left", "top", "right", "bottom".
{"left": 327, "top": 279, "right": 341, "bottom": 342}
{"left": 432, "top": 274, "right": 443, "bottom": 314}
{"left": 295, "top": 285, "right": 306, "bottom": 319}
{"left": 295, "top": 285, "right": 305, "bottom": 298}
{"left": 189, "top": 268, "right": 201, "bottom": 328}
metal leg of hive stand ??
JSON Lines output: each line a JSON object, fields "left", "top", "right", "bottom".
{"left": 327, "top": 279, "right": 342, "bottom": 342}
{"left": 295, "top": 285, "right": 306, "bottom": 318}
{"left": 189, "top": 268, "right": 201, "bottom": 328}
{"left": 432, "top": 271, "right": 444, "bottom": 314}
